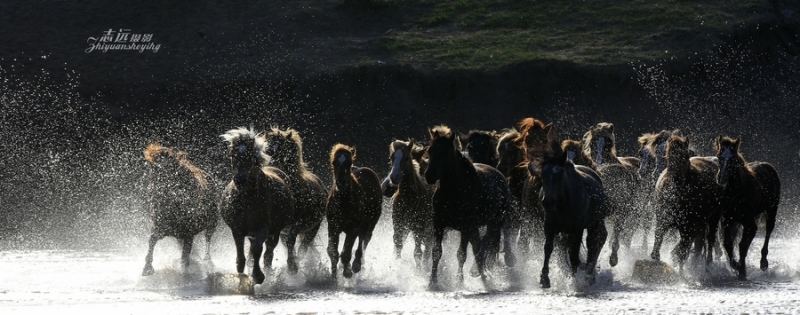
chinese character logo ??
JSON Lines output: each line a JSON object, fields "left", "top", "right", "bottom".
{"left": 86, "top": 29, "right": 161, "bottom": 53}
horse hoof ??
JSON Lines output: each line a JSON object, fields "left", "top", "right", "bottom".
{"left": 287, "top": 263, "right": 299, "bottom": 275}
{"left": 428, "top": 280, "right": 441, "bottom": 291}
{"left": 142, "top": 265, "right": 155, "bottom": 276}
{"left": 540, "top": 276, "right": 551, "bottom": 289}
{"left": 760, "top": 259, "right": 769, "bottom": 271}
{"left": 505, "top": 253, "right": 517, "bottom": 268}
{"left": 352, "top": 260, "right": 362, "bottom": 274}
{"left": 343, "top": 268, "right": 353, "bottom": 279}
{"left": 469, "top": 264, "right": 481, "bottom": 278}
{"left": 609, "top": 253, "right": 618, "bottom": 267}
{"left": 251, "top": 270, "right": 265, "bottom": 285}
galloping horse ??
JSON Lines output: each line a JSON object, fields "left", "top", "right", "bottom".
{"left": 651, "top": 136, "right": 722, "bottom": 272}
{"left": 533, "top": 141, "right": 607, "bottom": 289}
{"left": 326, "top": 144, "right": 383, "bottom": 280}
{"left": 497, "top": 128, "right": 538, "bottom": 258}
{"left": 264, "top": 127, "right": 327, "bottom": 264}
{"left": 583, "top": 122, "right": 640, "bottom": 267}
{"left": 220, "top": 127, "right": 296, "bottom": 284}
{"left": 424, "top": 125, "right": 512, "bottom": 288}
{"left": 388, "top": 139, "right": 434, "bottom": 268}
{"left": 141, "top": 143, "right": 218, "bottom": 276}
{"left": 715, "top": 136, "right": 780, "bottom": 280}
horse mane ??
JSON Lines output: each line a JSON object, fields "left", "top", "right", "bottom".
{"left": 582, "top": 122, "right": 616, "bottom": 158}
{"left": 514, "top": 118, "right": 546, "bottom": 143}
{"left": 143, "top": 143, "right": 208, "bottom": 190}
{"left": 269, "top": 126, "right": 310, "bottom": 175}
{"left": 221, "top": 126, "right": 270, "bottom": 165}
{"left": 330, "top": 143, "right": 356, "bottom": 164}
{"left": 430, "top": 125, "right": 452, "bottom": 139}
{"left": 644, "top": 129, "right": 678, "bottom": 155}
{"left": 638, "top": 133, "right": 655, "bottom": 148}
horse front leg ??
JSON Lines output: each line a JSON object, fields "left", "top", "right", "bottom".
{"left": 567, "top": 230, "right": 582, "bottom": 276}
{"left": 284, "top": 226, "right": 299, "bottom": 275}
{"left": 233, "top": 232, "right": 247, "bottom": 274}
{"left": 180, "top": 237, "right": 193, "bottom": 272}
{"left": 761, "top": 209, "right": 777, "bottom": 271}
{"left": 428, "top": 227, "right": 444, "bottom": 289}
{"left": 672, "top": 230, "right": 694, "bottom": 274}
{"left": 413, "top": 232, "right": 424, "bottom": 268}
{"left": 586, "top": 220, "right": 608, "bottom": 282}
{"left": 540, "top": 230, "right": 555, "bottom": 289}
{"left": 722, "top": 217, "right": 738, "bottom": 270}
{"left": 736, "top": 221, "right": 758, "bottom": 280}
{"left": 142, "top": 233, "right": 163, "bottom": 276}
{"left": 327, "top": 231, "right": 340, "bottom": 282}
{"left": 250, "top": 231, "right": 268, "bottom": 285}
{"left": 650, "top": 217, "right": 667, "bottom": 261}
{"left": 299, "top": 221, "right": 321, "bottom": 259}
{"left": 353, "top": 230, "right": 373, "bottom": 275}
{"left": 340, "top": 233, "right": 357, "bottom": 278}
{"left": 502, "top": 221, "right": 517, "bottom": 268}
{"left": 393, "top": 224, "right": 410, "bottom": 260}
{"left": 204, "top": 228, "right": 214, "bottom": 267}
{"left": 609, "top": 216, "right": 622, "bottom": 267}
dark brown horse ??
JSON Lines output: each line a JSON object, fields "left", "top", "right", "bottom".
{"left": 651, "top": 136, "right": 722, "bottom": 272}
{"left": 496, "top": 128, "right": 536, "bottom": 258}
{"left": 326, "top": 144, "right": 383, "bottom": 280}
{"left": 424, "top": 125, "right": 512, "bottom": 289}
{"left": 583, "top": 122, "right": 641, "bottom": 267}
{"left": 382, "top": 140, "right": 428, "bottom": 197}
{"left": 459, "top": 130, "right": 500, "bottom": 166}
{"left": 263, "top": 127, "right": 327, "bottom": 270}
{"left": 220, "top": 127, "right": 296, "bottom": 284}
{"left": 532, "top": 141, "right": 607, "bottom": 288}
{"left": 141, "top": 143, "right": 218, "bottom": 276}
{"left": 715, "top": 136, "right": 780, "bottom": 280}
{"left": 388, "top": 139, "right": 434, "bottom": 268}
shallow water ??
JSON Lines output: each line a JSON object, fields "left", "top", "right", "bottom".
{"left": 1, "top": 205, "right": 799, "bottom": 315}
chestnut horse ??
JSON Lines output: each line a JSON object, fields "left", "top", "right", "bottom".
{"left": 715, "top": 136, "right": 780, "bottom": 280}
{"left": 141, "top": 143, "right": 218, "bottom": 276}
{"left": 326, "top": 144, "right": 383, "bottom": 280}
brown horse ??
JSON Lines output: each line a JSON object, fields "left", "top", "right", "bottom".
{"left": 715, "top": 136, "right": 780, "bottom": 280}
{"left": 651, "top": 136, "right": 722, "bottom": 272}
{"left": 388, "top": 139, "right": 434, "bottom": 268}
{"left": 496, "top": 127, "right": 537, "bottom": 259}
{"left": 382, "top": 140, "right": 429, "bottom": 197}
{"left": 583, "top": 122, "right": 641, "bottom": 267}
{"left": 513, "top": 118, "right": 555, "bottom": 257}
{"left": 220, "top": 127, "right": 296, "bottom": 284}
{"left": 561, "top": 140, "right": 597, "bottom": 170}
{"left": 326, "top": 144, "right": 383, "bottom": 280}
{"left": 263, "top": 127, "right": 327, "bottom": 269}
{"left": 141, "top": 143, "right": 218, "bottom": 276}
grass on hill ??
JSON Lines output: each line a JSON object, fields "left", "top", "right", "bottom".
{"left": 378, "top": 0, "right": 775, "bottom": 69}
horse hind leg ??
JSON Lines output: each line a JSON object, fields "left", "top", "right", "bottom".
{"left": 180, "top": 237, "right": 193, "bottom": 272}
{"left": 761, "top": 209, "right": 777, "bottom": 271}
{"left": 142, "top": 233, "right": 163, "bottom": 276}
{"left": 340, "top": 233, "right": 358, "bottom": 278}
{"left": 299, "top": 222, "right": 321, "bottom": 258}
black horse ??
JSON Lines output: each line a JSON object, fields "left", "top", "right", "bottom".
{"left": 220, "top": 127, "right": 296, "bottom": 284}
{"left": 326, "top": 144, "right": 383, "bottom": 280}
{"left": 264, "top": 127, "right": 327, "bottom": 265}
{"left": 532, "top": 141, "right": 607, "bottom": 289}
{"left": 424, "top": 125, "right": 512, "bottom": 289}
{"left": 141, "top": 143, "right": 218, "bottom": 276}
{"left": 651, "top": 136, "right": 722, "bottom": 272}
{"left": 459, "top": 130, "right": 500, "bottom": 166}
{"left": 715, "top": 136, "right": 780, "bottom": 280}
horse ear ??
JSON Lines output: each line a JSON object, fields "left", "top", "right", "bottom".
{"left": 544, "top": 122, "right": 553, "bottom": 134}
{"left": 608, "top": 123, "right": 614, "bottom": 134}
{"left": 351, "top": 146, "right": 357, "bottom": 160}
{"left": 285, "top": 130, "right": 293, "bottom": 139}
{"left": 429, "top": 128, "right": 436, "bottom": 139}
{"left": 735, "top": 136, "right": 742, "bottom": 149}
{"left": 408, "top": 138, "right": 416, "bottom": 148}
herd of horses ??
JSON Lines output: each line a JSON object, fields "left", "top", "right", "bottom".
{"left": 140, "top": 117, "right": 781, "bottom": 290}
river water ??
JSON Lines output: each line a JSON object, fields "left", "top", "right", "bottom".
{"left": 1, "top": 201, "right": 799, "bottom": 315}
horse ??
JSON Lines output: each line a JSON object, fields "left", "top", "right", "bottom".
{"left": 561, "top": 140, "right": 597, "bottom": 170}
{"left": 424, "top": 125, "right": 512, "bottom": 288}
{"left": 388, "top": 139, "right": 434, "bottom": 268}
{"left": 715, "top": 135, "right": 780, "bottom": 280}
{"left": 141, "top": 143, "right": 218, "bottom": 276}
{"left": 263, "top": 127, "right": 327, "bottom": 263}
{"left": 326, "top": 144, "right": 383, "bottom": 280}
{"left": 220, "top": 127, "right": 296, "bottom": 284}
{"left": 382, "top": 140, "right": 428, "bottom": 197}
{"left": 651, "top": 135, "right": 722, "bottom": 272}
{"left": 459, "top": 130, "right": 500, "bottom": 166}
{"left": 531, "top": 141, "right": 607, "bottom": 289}
{"left": 582, "top": 122, "right": 641, "bottom": 267}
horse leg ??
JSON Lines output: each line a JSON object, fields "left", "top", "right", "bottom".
{"left": 650, "top": 217, "right": 667, "bottom": 261}
{"left": 340, "top": 233, "right": 357, "bottom": 278}
{"left": 540, "top": 230, "right": 555, "bottom": 289}
{"left": 204, "top": 228, "right": 214, "bottom": 267}
{"left": 736, "top": 221, "right": 758, "bottom": 280}
{"left": 353, "top": 230, "right": 373, "bottom": 274}
{"left": 672, "top": 230, "right": 693, "bottom": 274}
{"left": 518, "top": 226, "right": 532, "bottom": 259}
{"left": 413, "top": 232, "right": 424, "bottom": 268}
{"left": 502, "top": 221, "right": 517, "bottom": 268}
{"left": 284, "top": 226, "right": 299, "bottom": 275}
{"left": 233, "top": 232, "right": 247, "bottom": 274}
{"left": 761, "top": 209, "right": 777, "bottom": 271}
{"left": 567, "top": 230, "right": 582, "bottom": 276}
{"left": 609, "top": 217, "right": 622, "bottom": 267}
{"left": 586, "top": 220, "right": 607, "bottom": 281}
{"left": 722, "top": 217, "right": 738, "bottom": 270}
{"left": 299, "top": 222, "right": 321, "bottom": 258}
{"left": 706, "top": 220, "right": 719, "bottom": 266}
{"left": 180, "top": 237, "right": 193, "bottom": 272}
{"left": 393, "top": 224, "right": 410, "bottom": 260}
{"left": 327, "top": 231, "right": 340, "bottom": 281}
{"left": 142, "top": 233, "right": 163, "bottom": 276}
{"left": 456, "top": 231, "right": 469, "bottom": 282}
{"left": 429, "top": 227, "right": 444, "bottom": 289}
{"left": 250, "top": 232, "right": 267, "bottom": 285}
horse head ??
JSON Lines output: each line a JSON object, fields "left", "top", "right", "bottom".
{"left": 265, "top": 127, "right": 305, "bottom": 173}
{"left": 221, "top": 127, "right": 267, "bottom": 187}
{"left": 460, "top": 130, "right": 499, "bottom": 166}
{"left": 425, "top": 125, "right": 458, "bottom": 185}
{"left": 583, "top": 122, "right": 616, "bottom": 166}
{"left": 497, "top": 128, "right": 524, "bottom": 176}
{"left": 389, "top": 138, "right": 420, "bottom": 185}
{"left": 665, "top": 135, "right": 691, "bottom": 179}
{"left": 330, "top": 144, "right": 356, "bottom": 193}
{"left": 540, "top": 140, "right": 569, "bottom": 210}
{"left": 715, "top": 135, "right": 743, "bottom": 186}
{"left": 516, "top": 117, "right": 553, "bottom": 176}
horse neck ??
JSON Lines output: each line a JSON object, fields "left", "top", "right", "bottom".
{"left": 666, "top": 155, "right": 690, "bottom": 181}
{"left": 439, "top": 153, "right": 478, "bottom": 187}
{"left": 398, "top": 165, "right": 425, "bottom": 193}
{"left": 726, "top": 157, "right": 753, "bottom": 186}
{"left": 272, "top": 154, "right": 305, "bottom": 178}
